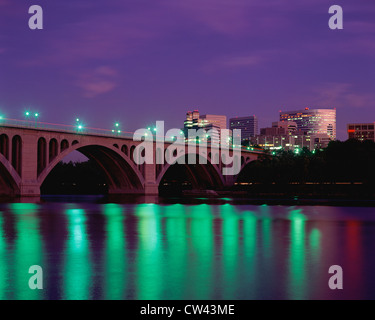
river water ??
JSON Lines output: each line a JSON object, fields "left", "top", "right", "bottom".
{"left": 0, "top": 196, "right": 374, "bottom": 300}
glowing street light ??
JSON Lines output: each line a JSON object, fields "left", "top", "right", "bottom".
{"left": 75, "top": 118, "right": 84, "bottom": 133}
{"left": 113, "top": 122, "right": 121, "bottom": 136}
{"left": 24, "top": 111, "right": 32, "bottom": 127}
{"left": 34, "top": 112, "right": 39, "bottom": 128}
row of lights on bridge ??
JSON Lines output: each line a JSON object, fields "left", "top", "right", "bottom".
{"left": 20, "top": 111, "right": 166, "bottom": 135}
{"left": 16, "top": 113, "right": 239, "bottom": 146}
{"left": 17, "top": 111, "right": 181, "bottom": 136}
{"left": 21, "top": 111, "right": 124, "bottom": 134}
{"left": 0, "top": 112, "right": 243, "bottom": 149}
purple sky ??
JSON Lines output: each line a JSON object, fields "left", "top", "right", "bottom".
{"left": 1, "top": 0, "right": 375, "bottom": 140}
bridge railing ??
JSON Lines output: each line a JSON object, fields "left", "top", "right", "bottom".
{"left": 0, "top": 117, "right": 135, "bottom": 139}
{"left": 0, "top": 117, "right": 264, "bottom": 152}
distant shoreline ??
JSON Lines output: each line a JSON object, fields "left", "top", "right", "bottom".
{"left": 1, "top": 191, "right": 375, "bottom": 207}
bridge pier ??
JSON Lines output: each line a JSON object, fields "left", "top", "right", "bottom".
{"left": 223, "top": 175, "right": 236, "bottom": 187}
{"left": 144, "top": 182, "right": 159, "bottom": 195}
{"left": 144, "top": 163, "right": 158, "bottom": 195}
{"left": 19, "top": 182, "right": 41, "bottom": 197}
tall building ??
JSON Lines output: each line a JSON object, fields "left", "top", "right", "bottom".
{"left": 183, "top": 110, "right": 227, "bottom": 142}
{"left": 279, "top": 108, "right": 336, "bottom": 140}
{"left": 229, "top": 116, "right": 258, "bottom": 143}
{"left": 347, "top": 123, "right": 375, "bottom": 141}
{"left": 200, "top": 114, "right": 227, "bottom": 131}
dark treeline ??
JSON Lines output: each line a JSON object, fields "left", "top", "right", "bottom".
{"left": 236, "top": 139, "right": 375, "bottom": 198}
{"left": 41, "top": 139, "right": 375, "bottom": 197}
{"left": 239, "top": 139, "right": 375, "bottom": 184}
{"left": 41, "top": 160, "right": 108, "bottom": 195}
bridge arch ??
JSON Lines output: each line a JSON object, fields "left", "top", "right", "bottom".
{"left": 235, "top": 156, "right": 260, "bottom": 183}
{"left": 37, "top": 137, "right": 47, "bottom": 175}
{"left": 121, "top": 144, "right": 128, "bottom": 156}
{"left": 11, "top": 135, "right": 22, "bottom": 176}
{"left": 156, "top": 153, "right": 225, "bottom": 191}
{"left": 0, "top": 134, "right": 9, "bottom": 160}
{"left": 38, "top": 142, "right": 145, "bottom": 194}
{"left": 49, "top": 138, "right": 58, "bottom": 163}
{"left": 61, "top": 139, "right": 69, "bottom": 152}
{"left": 130, "top": 145, "right": 136, "bottom": 163}
{"left": 0, "top": 153, "right": 21, "bottom": 195}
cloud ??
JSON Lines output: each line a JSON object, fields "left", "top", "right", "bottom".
{"left": 310, "top": 83, "right": 375, "bottom": 109}
{"left": 23, "top": 6, "right": 168, "bottom": 67}
{"left": 164, "top": 0, "right": 295, "bottom": 36}
{"left": 204, "top": 53, "right": 264, "bottom": 72}
{"left": 218, "top": 55, "right": 263, "bottom": 67}
{"left": 165, "top": 0, "right": 252, "bottom": 35}
{"left": 75, "top": 66, "right": 118, "bottom": 98}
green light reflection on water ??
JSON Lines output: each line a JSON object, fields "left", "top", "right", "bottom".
{"left": 10, "top": 203, "right": 43, "bottom": 300}
{"left": 220, "top": 204, "right": 239, "bottom": 298}
{"left": 0, "top": 212, "right": 6, "bottom": 299}
{"left": 242, "top": 211, "right": 257, "bottom": 298}
{"left": 63, "top": 208, "right": 91, "bottom": 300}
{"left": 103, "top": 203, "right": 126, "bottom": 299}
{"left": 309, "top": 228, "right": 321, "bottom": 265}
{"left": 259, "top": 204, "right": 272, "bottom": 259}
{"left": 164, "top": 204, "right": 188, "bottom": 299}
{"left": 188, "top": 204, "right": 214, "bottom": 299}
{"left": 135, "top": 204, "right": 163, "bottom": 299}
{"left": 288, "top": 209, "right": 307, "bottom": 300}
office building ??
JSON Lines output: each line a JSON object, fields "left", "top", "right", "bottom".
{"left": 279, "top": 107, "right": 336, "bottom": 140}
{"left": 251, "top": 121, "right": 330, "bottom": 151}
{"left": 347, "top": 123, "right": 375, "bottom": 141}
{"left": 183, "top": 110, "right": 227, "bottom": 142}
{"left": 229, "top": 116, "right": 258, "bottom": 143}
{"left": 250, "top": 132, "right": 330, "bottom": 151}
{"left": 200, "top": 114, "right": 227, "bottom": 131}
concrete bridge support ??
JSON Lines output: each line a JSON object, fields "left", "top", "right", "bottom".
{"left": 144, "top": 164, "right": 159, "bottom": 195}
{"left": 19, "top": 134, "right": 40, "bottom": 197}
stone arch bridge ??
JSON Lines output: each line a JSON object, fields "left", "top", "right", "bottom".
{"left": 0, "top": 125, "right": 263, "bottom": 197}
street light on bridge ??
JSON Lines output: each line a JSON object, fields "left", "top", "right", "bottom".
{"left": 34, "top": 112, "right": 39, "bottom": 128}
{"left": 75, "top": 118, "right": 84, "bottom": 133}
{"left": 113, "top": 122, "right": 121, "bottom": 136}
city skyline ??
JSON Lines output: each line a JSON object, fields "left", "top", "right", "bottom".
{"left": 1, "top": 1, "right": 375, "bottom": 141}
